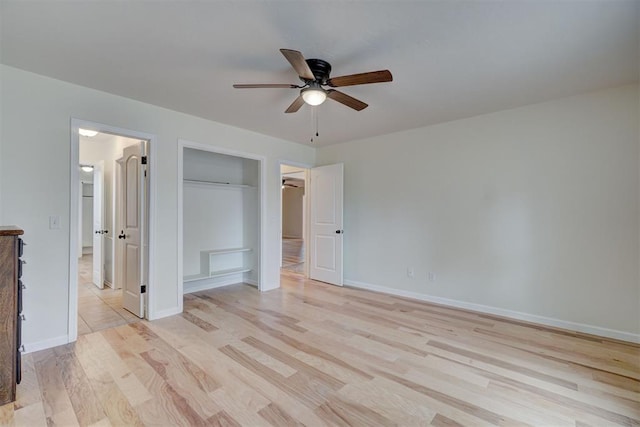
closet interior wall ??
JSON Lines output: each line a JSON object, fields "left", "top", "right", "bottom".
{"left": 182, "top": 148, "right": 260, "bottom": 292}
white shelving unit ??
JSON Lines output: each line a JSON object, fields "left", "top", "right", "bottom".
{"left": 183, "top": 247, "right": 252, "bottom": 283}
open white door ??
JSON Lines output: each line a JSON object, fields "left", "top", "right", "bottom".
{"left": 92, "top": 161, "right": 105, "bottom": 289}
{"left": 121, "top": 142, "right": 146, "bottom": 317}
{"left": 309, "top": 163, "right": 343, "bottom": 286}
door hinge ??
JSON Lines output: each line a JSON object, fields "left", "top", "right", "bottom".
{"left": 141, "top": 156, "right": 147, "bottom": 165}
{"left": 141, "top": 285, "right": 146, "bottom": 293}
{"left": 144, "top": 170, "right": 147, "bottom": 177}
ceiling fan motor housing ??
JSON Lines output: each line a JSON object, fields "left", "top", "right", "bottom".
{"left": 304, "top": 58, "right": 332, "bottom": 84}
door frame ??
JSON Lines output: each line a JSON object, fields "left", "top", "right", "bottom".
{"left": 177, "top": 139, "right": 267, "bottom": 312}
{"left": 278, "top": 160, "right": 312, "bottom": 280}
{"left": 91, "top": 160, "right": 105, "bottom": 289}
{"left": 69, "top": 118, "right": 158, "bottom": 342}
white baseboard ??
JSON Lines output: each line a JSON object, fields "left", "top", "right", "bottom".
{"left": 245, "top": 279, "right": 259, "bottom": 288}
{"left": 344, "top": 279, "right": 640, "bottom": 344}
{"left": 150, "top": 306, "right": 182, "bottom": 320}
{"left": 24, "top": 335, "right": 69, "bottom": 354}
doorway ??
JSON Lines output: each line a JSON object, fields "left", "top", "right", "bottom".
{"left": 280, "top": 164, "right": 308, "bottom": 275}
{"left": 76, "top": 133, "right": 145, "bottom": 335}
{"left": 69, "top": 120, "right": 156, "bottom": 343}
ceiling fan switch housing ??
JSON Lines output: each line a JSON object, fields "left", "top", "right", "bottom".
{"left": 305, "top": 58, "right": 332, "bottom": 84}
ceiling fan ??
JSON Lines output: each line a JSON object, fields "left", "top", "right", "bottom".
{"left": 282, "top": 179, "right": 301, "bottom": 188}
{"left": 233, "top": 49, "right": 393, "bottom": 113}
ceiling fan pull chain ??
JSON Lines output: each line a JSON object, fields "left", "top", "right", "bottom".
{"left": 310, "top": 107, "right": 318, "bottom": 143}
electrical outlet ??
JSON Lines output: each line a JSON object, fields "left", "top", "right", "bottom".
{"left": 407, "top": 267, "right": 415, "bottom": 278}
{"left": 428, "top": 272, "right": 437, "bottom": 282}
{"left": 49, "top": 215, "right": 60, "bottom": 229}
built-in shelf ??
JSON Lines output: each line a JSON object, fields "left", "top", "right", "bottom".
{"left": 183, "top": 247, "right": 253, "bottom": 283}
{"left": 183, "top": 273, "right": 210, "bottom": 283}
{"left": 183, "top": 179, "right": 255, "bottom": 189}
{"left": 210, "top": 267, "right": 252, "bottom": 278}
{"left": 203, "top": 247, "right": 252, "bottom": 256}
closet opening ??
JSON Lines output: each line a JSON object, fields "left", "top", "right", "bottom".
{"left": 178, "top": 143, "right": 263, "bottom": 298}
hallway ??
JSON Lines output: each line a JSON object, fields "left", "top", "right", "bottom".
{"left": 77, "top": 255, "right": 139, "bottom": 335}
{"left": 281, "top": 238, "right": 304, "bottom": 274}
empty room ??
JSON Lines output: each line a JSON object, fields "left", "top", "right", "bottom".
{"left": 0, "top": 1, "right": 638, "bottom": 426}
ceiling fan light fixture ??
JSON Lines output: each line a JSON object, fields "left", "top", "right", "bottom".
{"left": 301, "top": 86, "right": 327, "bottom": 106}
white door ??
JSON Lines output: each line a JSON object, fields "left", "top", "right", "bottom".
{"left": 114, "top": 157, "right": 124, "bottom": 290}
{"left": 121, "top": 142, "right": 146, "bottom": 317}
{"left": 92, "top": 161, "right": 105, "bottom": 289}
{"left": 309, "top": 163, "right": 343, "bottom": 286}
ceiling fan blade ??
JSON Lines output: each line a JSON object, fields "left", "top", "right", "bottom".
{"left": 285, "top": 95, "right": 305, "bottom": 113}
{"left": 326, "top": 70, "right": 393, "bottom": 87}
{"left": 233, "top": 84, "right": 298, "bottom": 89}
{"left": 326, "top": 90, "right": 368, "bottom": 111}
{"left": 280, "top": 49, "right": 315, "bottom": 80}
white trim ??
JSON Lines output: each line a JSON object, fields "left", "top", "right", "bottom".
{"left": 152, "top": 307, "right": 183, "bottom": 320}
{"left": 69, "top": 118, "right": 158, "bottom": 340}
{"left": 177, "top": 139, "right": 267, "bottom": 311}
{"left": 24, "top": 335, "right": 69, "bottom": 354}
{"left": 69, "top": 125, "right": 80, "bottom": 343}
{"left": 344, "top": 279, "right": 640, "bottom": 344}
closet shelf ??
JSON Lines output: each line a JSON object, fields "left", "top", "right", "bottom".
{"left": 203, "top": 247, "right": 252, "bottom": 255}
{"left": 210, "top": 267, "right": 252, "bottom": 278}
{"left": 183, "top": 179, "right": 255, "bottom": 189}
{"left": 183, "top": 267, "right": 252, "bottom": 282}
{"left": 183, "top": 273, "right": 210, "bottom": 283}
{"left": 183, "top": 247, "right": 253, "bottom": 283}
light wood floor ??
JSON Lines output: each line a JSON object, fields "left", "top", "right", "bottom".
{"left": 282, "top": 238, "right": 304, "bottom": 274}
{"left": 78, "top": 255, "right": 140, "bottom": 336}
{"left": 2, "top": 271, "right": 639, "bottom": 426}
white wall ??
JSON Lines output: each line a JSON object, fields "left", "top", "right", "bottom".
{"left": 317, "top": 84, "right": 640, "bottom": 340}
{"left": 282, "top": 187, "right": 304, "bottom": 238}
{"left": 0, "top": 65, "right": 315, "bottom": 350}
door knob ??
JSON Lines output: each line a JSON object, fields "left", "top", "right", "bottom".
{"left": 118, "top": 231, "right": 126, "bottom": 239}
{"left": 335, "top": 230, "right": 344, "bottom": 234}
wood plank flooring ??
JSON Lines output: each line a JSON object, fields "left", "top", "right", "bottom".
{"left": 282, "top": 238, "right": 304, "bottom": 274}
{"left": 2, "top": 271, "right": 639, "bottom": 426}
{"left": 77, "top": 255, "right": 140, "bottom": 336}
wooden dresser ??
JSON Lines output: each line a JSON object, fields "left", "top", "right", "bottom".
{"left": 0, "top": 226, "right": 24, "bottom": 405}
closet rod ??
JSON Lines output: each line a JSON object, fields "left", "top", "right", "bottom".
{"left": 183, "top": 179, "right": 254, "bottom": 189}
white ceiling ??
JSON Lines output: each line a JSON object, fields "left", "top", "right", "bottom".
{"left": 1, "top": 1, "right": 637, "bottom": 147}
